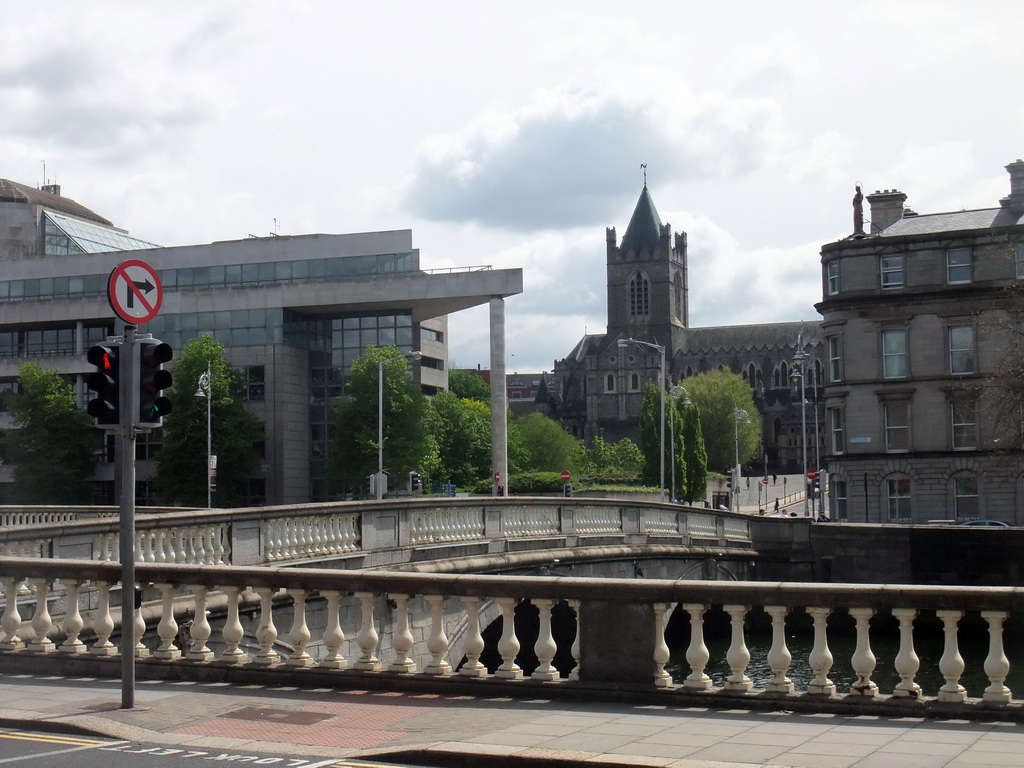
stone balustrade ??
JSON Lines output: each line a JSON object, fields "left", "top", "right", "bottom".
{"left": 1, "top": 556, "right": 1021, "bottom": 719}
{"left": 0, "top": 498, "right": 752, "bottom": 569}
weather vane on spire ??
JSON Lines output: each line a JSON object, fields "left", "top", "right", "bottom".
{"left": 640, "top": 163, "right": 647, "bottom": 186}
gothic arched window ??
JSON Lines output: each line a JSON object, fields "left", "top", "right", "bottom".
{"left": 629, "top": 272, "right": 650, "bottom": 317}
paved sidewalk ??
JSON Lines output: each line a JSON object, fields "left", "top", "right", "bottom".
{"left": 2, "top": 674, "right": 1024, "bottom": 767}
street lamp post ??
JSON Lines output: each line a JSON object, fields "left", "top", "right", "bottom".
{"left": 619, "top": 338, "right": 666, "bottom": 502}
{"left": 792, "top": 334, "right": 810, "bottom": 517}
{"left": 377, "top": 350, "right": 421, "bottom": 500}
{"left": 733, "top": 406, "right": 749, "bottom": 513}
{"left": 194, "top": 365, "right": 212, "bottom": 509}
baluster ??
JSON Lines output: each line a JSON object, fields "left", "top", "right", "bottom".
{"left": 531, "top": 598, "right": 558, "bottom": 681}
{"left": 388, "top": 593, "right": 416, "bottom": 673}
{"left": 309, "top": 517, "right": 322, "bottom": 556}
{"left": 325, "top": 516, "right": 340, "bottom": 554}
{"left": 194, "top": 528, "right": 208, "bottom": 565}
{"left": 90, "top": 581, "right": 116, "bottom": 655}
{"left": 153, "top": 583, "right": 180, "bottom": 660}
{"left": 682, "top": 603, "right": 712, "bottom": 690}
{"left": 937, "top": 609, "right": 966, "bottom": 702}
{"left": 764, "top": 605, "right": 793, "bottom": 693}
{"left": 981, "top": 610, "right": 1011, "bottom": 703}
{"left": 724, "top": 604, "right": 752, "bottom": 691}
{"left": 567, "top": 599, "right": 581, "bottom": 682}
{"left": 285, "top": 520, "right": 297, "bottom": 559}
{"left": 134, "top": 600, "right": 150, "bottom": 658}
{"left": 253, "top": 587, "right": 280, "bottom": 665}
{"left": 354, "top": 591, "right": 381, "bottom": 670}
{"left": 27, "top": 579, "right": 55, "bottom": 652}
{"left": 212, "top": 526, "right": 226, "bottom": 564}
{"left": 285, "top": 589, "right": 313, "bottom": 666}
{"left": 0, "top": 577, "right": 25, "bottom": 651}
{"left": 892, "top": 608, "right": 921, "bottom": 697}
{"left": 849, "top": 607, "right": 878, "bottom": 696}
{"left": 459, "top": 596, "right": 487, "bottom": 677}
{"left": 219, "top": 586, "right": 247, "bottom": 664}
{"left": 188, "top": 585, "right": 215, "bottom": 661}
{"left": 320, "top": 589, "right": 347, "bottom": 669}
{"left": 184, "top": 528, "right": 197, "bottom": 564}
{"left": 424, "top": 594, "right": 452, "bottom": 675}
{"left": 806, "top": 606, "right": 835, "bottom": 695}
{"left": 653, "top": 602, "right": 673, "bottom": 688}
{"left": 495, "top": 596, "right": 522, "bottom": 679}
{"left": 59, "top": 580, "right": 86, "bottom": 654}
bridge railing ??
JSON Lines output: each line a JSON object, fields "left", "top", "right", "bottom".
{"left": 0, "top": 498, "right": 752, "bottom": 567}
{"left": 0, "top": 556, "right": 1021, "bottom": 718}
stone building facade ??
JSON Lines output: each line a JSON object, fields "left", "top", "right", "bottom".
{"left": 818, "top": 160, "right": 1024, "bottom": 523}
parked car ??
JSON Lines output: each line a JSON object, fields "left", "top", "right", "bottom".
{"left": 957, "top": 519, "right": 1010, "bottom": 527}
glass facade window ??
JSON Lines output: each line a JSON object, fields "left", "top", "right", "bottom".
{"left": 880, "top": 255, "right": 905, "bottom": 289}
{"left": 953, "top": 476, "right": 979, "bottom": 519}
{"left": 629, "top": 273, "right": 649, "bottom": 317}
{"left": 948, "top": 325, "right": 975, "bottom": 374}
{"left": 887, "top": 477, "right": 911, "bottom": 521}
{"left": 884, "top": 401, "right": 910, "bottom": 451}
{"left": 951, "top": 399, "right": 977, "bottom": 449}
{"left": 827, "top": 261, "right": 839, "bottom": 295}
{"left": 828, "top": 336, "right": 842, "bottom": 382}
{"left": 882, "top": 329, "right": 908, "bottom": 378}
{"left": 828, "top": 407, "right": 844, "bottom": 454}
{"left": 946, "top": 248, "right": 972, "bottom": 284}
{"left": 243, "top": 366, "right": 266, "bottom": 402}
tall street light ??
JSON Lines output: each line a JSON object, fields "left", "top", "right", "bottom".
{"left": 194, "top": 364, "right": 212, "bottom": 509}
{"left": 619, "top": 337, "right": 666, "bottom": 502}
{"left": 377, "top": 350, "right": 421, "bottom": 500}
{"left": 733, "top": 406, "right": 749, "bottom": 513}
{"left": 792, "top": 333, "right": 810, "bottom": 517}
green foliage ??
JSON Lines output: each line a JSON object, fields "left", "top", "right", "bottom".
{"left": 682, "top": 399, "right": 709, "bottom": 503}
{"left": 514, "top": 412, "right": 586, "bottom": 474}
{"left": 683, "top": 369, "right": 759, "bottom": 472}
{"left": 586, "top": 436, "right": 644, "bottom": 474}
{"left": 328, "top": 345, "right": 430, "bottom": 497}
{"left": 638, "top": 380, "right": 663, "bottom": 487}
{"left": 448, "top": 368, "right": 490, "bottom": 402}
{"left": 428, "top": 390, "right": 492, "bottom": 486}
{"left": 151, "top": 335, "right": 263, "bottom": 507}
{"left": 471, "top": 471, "right": 568, "bottom": 495}
{"left": 6, "top": 363, "right": 93, "bottom": 504}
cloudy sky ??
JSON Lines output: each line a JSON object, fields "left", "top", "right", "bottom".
{"left": 3, "top": 2, "right": 1021, "bottom": 373}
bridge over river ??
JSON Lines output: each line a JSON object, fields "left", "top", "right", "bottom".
{"left": 2, "top": 497, "right": 1024, "bottom": 720}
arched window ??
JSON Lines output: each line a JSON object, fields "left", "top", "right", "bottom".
{"left": 606, "top": 373, "right": 615, "bottom": 392}
{"left": 629, "top": 272, "right": 650, "bottom": 317}
{"left": 747, "top": 363, "right": 757, "bottom": 385}
{"left": 630, "top": 373, "right": 640, "bottom": 391}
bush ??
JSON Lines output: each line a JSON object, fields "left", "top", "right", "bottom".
{"left": 471, "top": 471, "right": 568, "bottom": 495}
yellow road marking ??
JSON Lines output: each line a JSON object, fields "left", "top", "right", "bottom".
{"left": 0, "top": 730, "right": 111, "bottom": 747}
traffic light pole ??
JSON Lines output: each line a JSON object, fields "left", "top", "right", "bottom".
{"left": 119, "top": 325, "right": 139, "bottom": 709}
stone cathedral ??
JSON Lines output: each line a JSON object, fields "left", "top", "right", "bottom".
{"left": 550, "top": 185, "right": 824, "bottom": 475}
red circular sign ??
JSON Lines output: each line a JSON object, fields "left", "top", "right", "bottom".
{"left": 560, "top": 470, "right": 571, "bottom": 483}
{"left": 107, "top": 259, "right": 163, "bottom": 324}
{"left": 807, "top": 469, "right": 819, "bottom": 481}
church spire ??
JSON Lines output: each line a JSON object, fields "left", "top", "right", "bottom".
{"left": 619, "top": 185, "right": 663, "bottom": 255}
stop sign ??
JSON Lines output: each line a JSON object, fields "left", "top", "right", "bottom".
{"left": 561, "top": 470, "right": 571, "bottom": 483}
{"left": 807, "top": 469, "right": 818, "bottom": 481}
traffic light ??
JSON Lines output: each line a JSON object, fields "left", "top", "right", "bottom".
{"left": 138, "top": 339, "right": 173, "bottom": 428}
{"left": 726, "top": 469, "right": 733, "bottom": 490}
{"left": 86, "top": 343, "right": 121, "bottom": 426}
{"left": 408, "top": 471, "right": 422, "bottom": 493}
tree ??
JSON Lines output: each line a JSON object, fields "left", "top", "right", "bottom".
{"left": 428, "top": 390, "right": 492, "bottom": 487}
{"left": 681, "top": 399, "right": 708, "bottom": 504}
{"left": 639, "top": 381, "right": 688, "bottom": 495}
{"left": 683, "top": 369, "right": 759, "bottom": 472}
{"left": 152, "top": 335, "right": 263, "bottom": 507}
{"left": 328, "top": 345, "right": 430, "bottom": 497}
{"left": 587, "top": 436, "right": 644, "bottom": 474}
{"left": 448, "top": 368, "right": 491, "bottom": 402}
{"left": 515, "top": 412, "right": 586, "bottom": 474}
{"left": 5, "top": 363, "right": 94, "bottom": 504}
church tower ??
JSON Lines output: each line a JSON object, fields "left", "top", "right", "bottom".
{"left": 605, "top": 185, "right": 688, "bottom": 352}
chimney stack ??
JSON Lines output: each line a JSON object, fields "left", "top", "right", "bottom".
{"left": 866, "top": 189, "right": 907, "bottom": 234}
{"left": 1000, "top": 159, "right": 1024, "bottom": 213}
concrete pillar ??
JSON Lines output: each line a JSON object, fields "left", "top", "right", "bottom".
{"left": 489, "top": 297, "right": 508, "bottom": 495}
